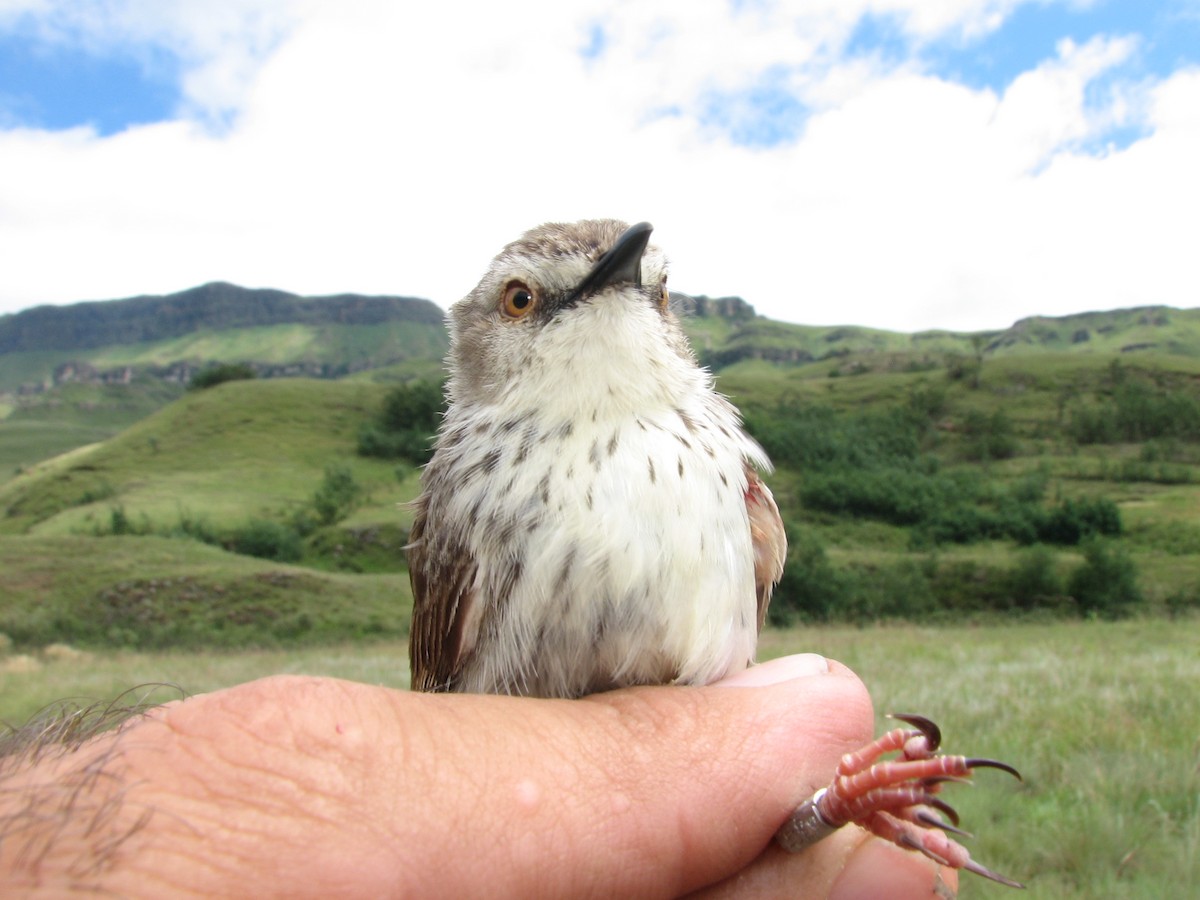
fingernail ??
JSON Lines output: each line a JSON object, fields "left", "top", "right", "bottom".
{"left": 716, "top": 653, "right": 829, "bottom": 687}
{"left": 831, "top": 838, "right": 956, "bottom": 900}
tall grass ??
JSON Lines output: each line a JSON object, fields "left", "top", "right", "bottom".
{"left": 2, "top": 620, "right": 1195, "bottom": 898}
{"left": 760, "top": 619, "right": 1200, "bottom": 898}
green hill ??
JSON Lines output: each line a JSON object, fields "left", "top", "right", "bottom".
{"left": 0, "top": 282, "right": 450, "bottom": 394}
{"left": 689, "top": 304, "right": 1200, "bottom": 369}
{"left": 0, "top": 378, "right": 409, "bottom": 536}
{"left": 0, "top": 281, "right": 444, "bottom": 355}
{"left": 2, "top": 286, "right": 1200, "bottom": 649}
{"left": 0, "top": 378, "right": 416, "bottom": 648}
{"left": 4, "top": 280, "right": 1200, "bottom": 478}
{"left": 1, "top": 340, "right": 1197, "bottom": 649}
{"left": 0, "top": 283, "right": 451, "bottom": 471}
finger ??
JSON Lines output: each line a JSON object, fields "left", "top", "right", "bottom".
{"left": 689, "top": 829, "right": 960, "bottom": 900}
{"left": 54, "top": 664, "right": 873, "bottom": 898}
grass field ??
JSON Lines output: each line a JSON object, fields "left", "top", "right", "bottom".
{"left": 2, "top": 619, "right": 1195, "bottom": 898}
{"left": 2, "top": 313, "right": 1198, "bottom": 895}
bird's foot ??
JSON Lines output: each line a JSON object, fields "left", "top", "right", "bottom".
{"left": 775, "top": 714, "right": 1024, "bottom": 889}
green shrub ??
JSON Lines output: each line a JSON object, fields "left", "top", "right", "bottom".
{"left": 1069, "top": 380, "right": 1200, "bottom": 444}
{"left": 379, "top": 380, "right": 444, "bottom": 432}
{"left": 357, "top": 380, "right": 444, "bottom": 464}
{"left": 1037, "top": 497, "right": 1122, "bottom": 545}
{"left": 960, "top": 409, "right": 1018, "bottom": 461}
{"left": 800, "top": 465, "right": 954, "bottom": 526}
{"left": 744, "top": 403, "right": 926, "bottom": 472}
{"left": 110, "top": 504, "right": 131, "bottom": 536}
{"left": 769, "top": 530, "right": 847, "bottom": 625}
{"left": 1069, "top": 540, "right": 1143, "bottom": 619}
{"left": 228, "top": 519, "right": 304, "bottom": 562}
{"left": 842, "top": 559, "right": 938, "bottom": 622}
{"left": 189, "top": 363, "right": 256, "bottom": 391}
{"left": 357, "top": 425, "right": 434, "bottom": 462}
{"left": 1005, "top": 545, "right": 1066, "bottom": 610}
{"left": 312, "top": 464, "right": 361, "bottom": 526}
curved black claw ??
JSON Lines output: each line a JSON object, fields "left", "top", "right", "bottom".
{"left": 965, "top": 859, "right": 1026, "bottom": 889}
{"left": 888, "top": 713, "right": 941, "bottom": 750}
{"left": 966, "top": 758, "right": 1023, "bottom": 781}
{"left": 915, "top": 809, "right": 972, "bottom": 837}
{"left": 922, "top": 775, "right": 972, "bottom": 788}
{"left": 925, "top": 797, "right": 962, "bottom": 827}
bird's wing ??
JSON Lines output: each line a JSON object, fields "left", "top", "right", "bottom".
{"left": 745, "top": 465, "right": 787, "bottom": 632}
{"left": 407, "top": 494, "right": 482, "bottom": 692}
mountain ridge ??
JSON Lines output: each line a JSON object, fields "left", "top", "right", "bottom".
{"left": 0, "top": 281, "right": 445, "bottom": 354}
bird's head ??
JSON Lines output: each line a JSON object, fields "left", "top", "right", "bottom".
{"left": 446, "top": 220, "right": 700, "bottom": 417}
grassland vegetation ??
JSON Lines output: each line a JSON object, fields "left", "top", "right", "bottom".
{"left": 1, "top": 312, "right": 1198, "bottom": 651}
{"left": 1, "top": 306, "right": 1198, "bottom": 894}
{"left": 187, "top": 362, "right": 256, "bottom": 391}
{"left": 356, "top": 378, "right": 444, "bottom": 464}
{"left": 1, "top": 620, "right": 1194, "bottom": 899}
{"left": 730, "top": 352, "right": 1200, "bottom": 626}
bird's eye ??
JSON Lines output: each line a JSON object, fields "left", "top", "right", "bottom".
{"left": 501, "top": 281, "right": 538, "bottom": 319}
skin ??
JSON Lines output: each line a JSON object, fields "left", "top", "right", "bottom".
{"left": 1, "top": 655, "right": 957, "bottom": 898}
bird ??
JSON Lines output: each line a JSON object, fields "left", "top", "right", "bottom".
{"left": 407, "top": 219, "right": 1022, "bottom": 886}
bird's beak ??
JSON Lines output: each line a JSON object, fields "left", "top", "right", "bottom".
{"left": 566, "top": 221, "right": 653, "bottom": 305}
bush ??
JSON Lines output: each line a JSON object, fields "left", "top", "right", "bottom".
{"left": 1037, "top": 497, "right": 1122, "bottom": 545}
{"left": 960, "top": 409, "right": 1018, "bottom": 461}
{"left": 744, "top": 403, "right": 926, "bottom": 472}
{"left": 379, "top": 380, "right": 444, "bottom": 432}
{"left": 769, "top": 530, "right": 847, "bottom": 625}
{"left": 357, "top": 425, "right": 434, "bottom": 462}
{"left": 842, "top": 559, "right": 938, "bottom": 622}
{"left": 358, "top": 380, "right": 444, "bottom": 464}
{"left": 110, "top": 504, "right": 132, "bottom": 535}
{"left": 800, "top": 465, "right": 953, "bottom": 526}
{"left": 1068, "top": 540, "right": 1143, "bottom": 619}
{"left": 1069, "top": 380, "right": 1200, "bottom": 444}
{"left": 228, "top": 519, "right": 304, "bottom": 562}
{"left": 312, "top": 464, "right": 361, "bottom": 526}
{"left": 1004, "top": 545, "right": 1066, "bottom": 610}
{"left": 189, "top": 363, "right": 256, "bottom": 391}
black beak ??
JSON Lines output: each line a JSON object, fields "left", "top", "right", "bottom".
{"left": 565, "top": 221, "right": 653, "bottom": 305}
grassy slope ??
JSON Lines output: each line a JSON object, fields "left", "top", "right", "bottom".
{"left": 0, "top": 380, "right": 186, "bottom": 475}
{"left": 0, "top": 378, "right": 415, "bottom": 649}
{"left": 2, "top": 620, "right": 1195, "bottom": 898}
{"left": 0, "top": 534, "right": 411, "bottom": 649}
{"left": 3, "top": 301, "right": 1195, "bottom": 476}
{"left": 714, "top": 350, "right": 1200, "bottom": 602}
{"left": 0, "top": 378, "right": 407, "bottom": 535}
{"left": 682, "top": 304, "right": 1200, "bottom": 365}
{"left": 0, "top": 317, "right": 449, "bottom": 474}
{"left": 1, "top": 343, "right": 1198, "bottom": 628}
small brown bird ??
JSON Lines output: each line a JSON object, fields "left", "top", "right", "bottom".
{"left": 408, "top": 220, "right": 1021, "bottom": 886}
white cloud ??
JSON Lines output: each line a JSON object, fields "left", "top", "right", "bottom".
{"left": 0, "top": 0, "right": 1197, "bottom": 333}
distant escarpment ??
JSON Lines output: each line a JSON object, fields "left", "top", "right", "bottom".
{"left": 0, "top": 282, "right": 444, "bottom": 354}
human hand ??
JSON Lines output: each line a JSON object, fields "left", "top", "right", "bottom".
{"left": 2, "top": 654, "right": 956, "bottom": 897}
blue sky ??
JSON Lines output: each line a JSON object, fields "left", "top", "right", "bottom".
{"left": 0, "top": 29, "right": 178, "bottom": 134}
{"left": 6, "top": 3, "right": 1196, "bottom": 146}
{"left": 858, "top": 2, "right": 1200, "bottom": 92}
{"left": 0, "top": 1, "right": 1198, "bottom": 332}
